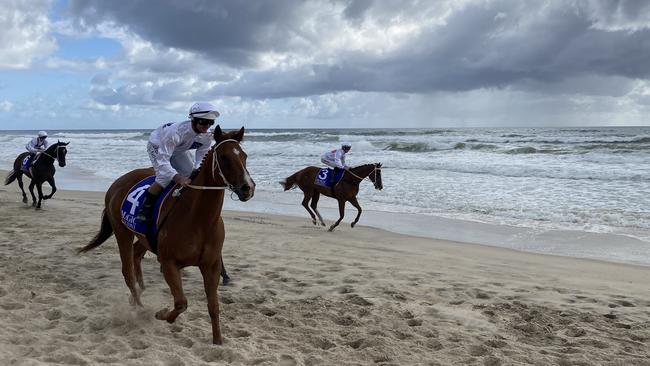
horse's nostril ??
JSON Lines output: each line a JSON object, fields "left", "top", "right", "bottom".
{"left": 241, "top": 184, "right": 250, "bottom": 192}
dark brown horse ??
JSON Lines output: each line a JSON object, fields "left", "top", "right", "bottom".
{"left": 4, "top": 141, "right": 69, "bottom": 209}
{"left": 280, "top": 163, "right": 383, "bottom": 231}
{"left": 78, "top": 126, "right": 254, "bottom": 345}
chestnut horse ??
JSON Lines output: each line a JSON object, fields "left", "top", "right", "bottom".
{"left": 280, "top": 163, "right": 383, "bottom": 231}
{"left": 4, "top": 141, "right": 69, "bottom": 209}
{"left": 78, "top": 126, "right": 254, "bottom": 345}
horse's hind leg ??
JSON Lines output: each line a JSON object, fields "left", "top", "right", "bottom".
{"left": 16, "top": 173, "right": 28, "bottom": 203}
{"left": 328, "top": 199, "right": 346, "bottom": 232}
{"left": 301, "top": 191, "right": 318, "bottom": 225}
{"left": 114, "top": 229, "right": 142, "bottom": 306}
{"left": 156, "top": 261, "right": 187, "bottom": 324}
{"left": 310, "top": 192, "right": 326, "bottom": 226}
{"left": 133, "top": 240, "right": 147, "bottom": 291}
{"left": 349, "top": 196, "right": 362, "bottom": 228}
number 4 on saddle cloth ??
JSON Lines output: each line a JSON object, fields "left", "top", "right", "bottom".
{"left": 120, "top": 176, "right": 176, "bottom": 254}
{"left": 314, "top": 168, "right": 344, "bottom": 188}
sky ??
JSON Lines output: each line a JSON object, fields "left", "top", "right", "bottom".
{"left": 1, "top": 0, "right": 650, "bottom": 129}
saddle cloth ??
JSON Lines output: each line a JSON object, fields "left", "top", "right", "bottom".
{"left": 120, "top": 176, "right": 176, "bottom": 239}
{"left": 315, "top": 168, "right": 344, "bottom": 188}
{"left": 21, "top": 155, "right": 33, "bottom": 172}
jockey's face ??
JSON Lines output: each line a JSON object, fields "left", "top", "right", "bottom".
{"left": 343, "top": 146, "right": 351, "bottom": 153}
{"left": 39, "top": 136, "right": 47, "bottom": 141}
{"left": 191, "top": 118, "right": 214, "bottom": 133}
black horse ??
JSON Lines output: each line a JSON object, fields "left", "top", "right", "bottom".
{"left": 4, "top": 141, "right": 69, "bottom": 209}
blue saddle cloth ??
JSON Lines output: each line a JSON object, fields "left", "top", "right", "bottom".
{"left": 315, "top": 168, "right": 344, "bottom": 188}
{"left": 120, "top": 176, "right": 176, "bottom": 252}
{"left": 21, "top": 155, "right": 33, "bottom": 172}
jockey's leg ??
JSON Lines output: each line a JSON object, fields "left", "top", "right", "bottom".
{"left": 135, "top": 182, "right": 163, "bottom": 224}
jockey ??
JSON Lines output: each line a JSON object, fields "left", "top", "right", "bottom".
{"left": 26, "top": 131, "right": 50, "bottom": 156}
{"left": 135, "top": 102, "right": 220, "bottom": 224}
{"left": 321, "top": 142, "right": 351, "bottom": 186}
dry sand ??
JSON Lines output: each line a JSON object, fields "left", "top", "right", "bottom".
{"left": 0, "top": 176, "right": 649, "bottom": 365}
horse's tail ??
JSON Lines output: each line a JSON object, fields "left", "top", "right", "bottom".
{"left": 4, "top": 170, "right": 17, "bottom": 186}
{"left": 78, "top": 209, "right": 113, "bottom": 253}
{"left": 279, "top": 172, "right": 299, "bottom": 191}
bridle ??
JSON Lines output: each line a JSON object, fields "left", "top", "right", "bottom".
{"left": 172, "top": 139, "right": 242, "bottom": 196}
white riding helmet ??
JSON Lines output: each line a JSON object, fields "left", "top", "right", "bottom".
{"left": 341, "top": 142, "right": 352, "bottom": 148}
{"left": 38, "top": 131, "right": 48, "bottom": 138}
{"left": 189, "top": 102, "right": 220, "bottom": 120}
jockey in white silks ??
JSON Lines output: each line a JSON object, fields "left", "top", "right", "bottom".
{"left": 321, "top": 142, "right": 352, "bottom": 186}
{"left": 135, "top": 102, "right": 220, "bottom": 224}
{"left": 26, "top": 131, "right": 50, "bottom": 155}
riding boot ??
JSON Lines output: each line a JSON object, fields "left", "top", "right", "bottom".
{"left": 135, "top": 191, "right": 159, "bottom": 224}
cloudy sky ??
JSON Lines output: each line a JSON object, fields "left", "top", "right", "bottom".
{"left": 1, "top": 0, "right": 650, "bottom": 129}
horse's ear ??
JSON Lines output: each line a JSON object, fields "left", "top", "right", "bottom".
{"left": 64, "top": 141, "right": 70, "bottom": 146}
{"left": 234, "top": 126, "right": 245, "bottom": 142}
{"left": 213, "top": 125, "right": 223, "bottom": 140}
{"left": 378, "top": 162, "right": 382, "bottom": 168}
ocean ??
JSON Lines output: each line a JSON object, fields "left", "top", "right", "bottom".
{"left": 1, "top": 127, "right": 649, "bottom": 265}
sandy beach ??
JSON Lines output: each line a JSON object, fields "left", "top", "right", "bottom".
{"left": 1, "top": 175, "right": 649, "bottom": 365}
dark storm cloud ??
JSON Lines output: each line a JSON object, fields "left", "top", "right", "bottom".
{"left": 70, "top": 0, "right": 650, "bottom": 100}
{"left": 69, "top": 0, "right": 305, "bottom": 67}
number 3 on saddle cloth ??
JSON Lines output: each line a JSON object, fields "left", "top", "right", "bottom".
{"left": 120, "top": 176, "right": 176, "bottom": 254}
{"left": 315, "top": 168, "right": 344, "bottom": 188}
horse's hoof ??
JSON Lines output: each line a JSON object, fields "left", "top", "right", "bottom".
{"left": 213, "top": 336, "right": 224, "bottom": 345}
{"left": 328, "top": 226, "right": 335, "bottom": 232}
{"left": 351, "top": 222, "right": 356, "bottom": 228}
{"left": 320, "top": 222, "right": 326, "bottom": 227}
{"left": 22, "top": 198, "right": 27, "bottom": 203}
{"left": 155, "top": 308, "right": 169, "bottom": 320}
{"left": 222, "top": 276, "right": 230, "bottom": 286}
{"left": 312, "top": 220, "right": 317, "bottom": 225}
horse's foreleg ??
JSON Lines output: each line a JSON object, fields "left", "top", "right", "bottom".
{"left": 28, "top": 181, "right": 37, "bottom": 206}
{"left": 35, "top": 183, "right": 45, "bottom": 209}
{"left": 43, "top": 177, "right": 56, "bottom": 200}
{"left": 200, "top": 261, "right": 223, "bottom": 345}
{"left": 16, "top": 174, "right": 27, "bottom": 203}
{"left": 156, "top": 261, "right": 187, "bottom": 323}
{"left": 133, "top": 240, "right": 147, "bottom": 291}
{"left": 328, "top": 199, "right": 346, "bottom": 232}
{"left": 349, "top": 196, "right": 362, "bottom": 228}
{"left": 310, "top": 192, "right": 326, "bottom": 226}
{"left": 301, "top": 192, "right": 318, "bottom": 225}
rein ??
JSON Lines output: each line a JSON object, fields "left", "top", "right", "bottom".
{"left": 345, "top": 165, "right": 381, "bottom": 181}
{"left": 172, "top": 139, "right": 240, "bottom": 197}
{"left": 39, "top": 145, "right": 65, "bottom": 161}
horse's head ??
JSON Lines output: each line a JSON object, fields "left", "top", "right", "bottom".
{"left": 367, "top": 162, "right": 383, "bottom": 190}
{"left": 50, "top": 140, "right": 70, "bottom": 167}
{"left": 212, "top": 126, "right": 255, "bottom": 201}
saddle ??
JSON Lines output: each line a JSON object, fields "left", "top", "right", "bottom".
{"left": 120, "top": 176, "right": 176, "bottom": 253}
{"left": 314, "top": 168, "right": 344, "bottom": 188}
